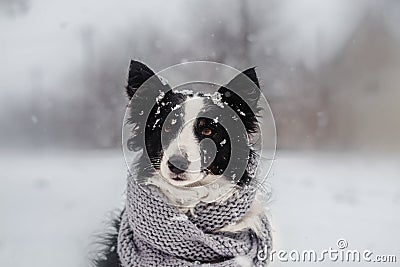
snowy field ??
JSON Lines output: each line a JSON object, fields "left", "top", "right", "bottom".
{"left": 1, "top": 150, "right": 399, "bottom": 266}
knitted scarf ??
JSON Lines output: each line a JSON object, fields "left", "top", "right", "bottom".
{"left": 117, "top": 172, "right": 272, "bottom": 267}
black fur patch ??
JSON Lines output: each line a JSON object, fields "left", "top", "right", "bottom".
{"left": 91, "top": 211, "right": 123, "bottom": 267}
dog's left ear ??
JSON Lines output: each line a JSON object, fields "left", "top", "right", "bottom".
{"left": 126, "top": 60, "right": 165, "bottom": 99}
{"left": 218, "top": 67, "right": 261, "bottom": 111}
{"left": 218, "top": 67, "right": 261, "bottom": 133}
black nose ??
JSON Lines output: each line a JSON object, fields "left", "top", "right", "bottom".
{"left": 167, "top": 155, "right": 189, "bottom": 174}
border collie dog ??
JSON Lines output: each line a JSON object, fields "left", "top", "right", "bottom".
{"left": 93, "top": 60, "right": 268, "bottom": 267}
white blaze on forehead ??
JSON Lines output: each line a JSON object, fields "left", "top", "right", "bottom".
{"left": 179, "top": 96, "right": 205, "bottom": 162}
{"left": 162, "top": 96, "right": 205, "bottom": 154}
{"left": 183, "top": 96, "right": 205, "bottom": 126}
{"left": 160, "top": 96, "right": 205, "bottom": 183}
{"left": 163, "top": 97, "right": 205, "bottom": 155}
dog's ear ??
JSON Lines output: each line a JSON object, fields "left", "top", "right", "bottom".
{"left": 125, "top": 60, "right": 170, "bottom": 151}
{"left": 126, "top": 60, "right": 164, "bottom": 99}
{"left": 218, "top": 67, "right": 260, "bottom": 109}
{"left": 218, "top": 67, "right": 261, "bottom": 133}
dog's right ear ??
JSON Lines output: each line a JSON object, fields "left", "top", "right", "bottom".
{"left": 126, "top": 60, "right": 164, "bottom": 99}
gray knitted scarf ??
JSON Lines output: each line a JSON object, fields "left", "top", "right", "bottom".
{"left": 117, "top": 171, "right": 272, "bottom": 267}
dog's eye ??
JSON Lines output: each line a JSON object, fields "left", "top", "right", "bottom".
{"left": 202, "top": 128, "right": 212, "bottom": 136}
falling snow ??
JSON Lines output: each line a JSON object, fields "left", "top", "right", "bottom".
{"left": 156, "top": 90, "right": 165, "bottom": 103}
{"left": 171, "top": 104, "right": 181, "bottom": 111}
{"left": 173, "top": 89, "right": 193, "bottom": 95}
{"left": 237, "top": 109, "right": 246, "bottom": 116}
{"left": 203, "top": 92, "right": 225, "bottom": 108}
{"left": 159, "top": 75, "right": 169, "bottom": 86}
{"left": 211, "top": 92, "right": 224, "bottom": 108}
{"left": 31, "top": 115, "right": 38, "bottom": 124}
{"left": 152, "top": 118, "right": 160, "bottom": 129}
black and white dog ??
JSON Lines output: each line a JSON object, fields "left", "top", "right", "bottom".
{"left": 93, "top": 60, "right": 266, "bottom": 267}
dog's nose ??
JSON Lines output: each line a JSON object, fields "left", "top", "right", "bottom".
{"left": 167, "top": 155, "right": 189, "bottom": 174}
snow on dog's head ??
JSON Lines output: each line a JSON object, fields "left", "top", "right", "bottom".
{"left": 125, "top": 60, "right": 261, "bottom": 188}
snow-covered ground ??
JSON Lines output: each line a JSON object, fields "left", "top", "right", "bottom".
{"left": 0, "top": 150, "right": 399, "bottom": 266}
{"left": 268, "top": 151, "right": 400, "bottom": 266}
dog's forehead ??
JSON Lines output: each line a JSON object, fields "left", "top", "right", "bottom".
{"left": 181, "top": 95, "right": 205, "bottom": 122}
{"left": 152, "top": 86, "right": 229, "bottom": 129}
{"left": 167, "top": 89, "right": 204, "bottom": 120}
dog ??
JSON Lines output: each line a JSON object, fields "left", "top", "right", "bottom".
{"left": 93, "top": 60, "right": 267, "bottom": 267}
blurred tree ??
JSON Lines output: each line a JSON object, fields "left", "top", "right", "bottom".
{"left": 0, "top": 0, "right": 30, "bottom": 17}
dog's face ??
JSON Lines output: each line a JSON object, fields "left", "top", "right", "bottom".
{"left": 148, "top": 91, "right": 235, "bottom": 187}
{"left": 126, "top": 61, "right": 260, "bottom": 187}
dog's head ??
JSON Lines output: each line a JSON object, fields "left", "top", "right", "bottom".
{"left": 126, "top": 60, "right": 261, "bottom": 188}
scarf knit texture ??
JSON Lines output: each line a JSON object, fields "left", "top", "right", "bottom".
{"left": 117, "top": 171, "right": 272, "bottom": 266}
